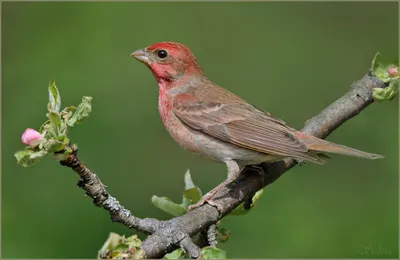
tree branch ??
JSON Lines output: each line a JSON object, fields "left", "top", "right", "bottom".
{"left": 60, "top": 145, "right": 163, "bottom": 235}
{"left": 60, "top": 71, "right": 386, "bottom": 258}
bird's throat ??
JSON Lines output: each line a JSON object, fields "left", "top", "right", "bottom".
{"left": 158, "top": 83, "right": 171, "bottom": 124}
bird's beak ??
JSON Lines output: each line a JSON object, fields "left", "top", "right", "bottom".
{"left": 131, "top": 49, "right": 150, "bottom": 64}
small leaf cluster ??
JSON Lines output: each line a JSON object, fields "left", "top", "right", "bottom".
{"left": 98, "top": 233, "right": 144, "bottom": 259}
{"left": 371, "top": 53, "right": 399, "bottom": 102}
{"left": 14, "top": 80, "right": 92, "bottom": 167}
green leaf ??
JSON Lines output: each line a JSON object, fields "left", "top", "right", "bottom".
{"left": 61, "top": 106, "right": 77, "bottom": 122}
{"left": 52, "top": 145, "right": 73, "bottom": 161}
{"left": 370, "top": 52, "right": 380, "bottom": 72}
{"left": 48, "top": 80, "right": 61, "bottom": 112}
{"left": 164, "top": 248, "right": 185, "bottom": 259}
{"left": 39, "top": 120, "right": 50, "bottom": 134}
{"left": 200, "top": 247, "right": 227, "bottom": 259}
{"left": 183, "top": 187, "right": 202, "bottom": 204}
{"left": 151, "top": 195, "right": 187, "bottom": 216}
{"left": 184, "top": 169, "right": 196, "bottom": 190}
{"left": 230, "top": 189, "right": 264, "bottom": 216}
{"left": 14, "top": 149, "right": 48, "bottom": 167}
{"left": 114, "top": 243, "right": 129, "bottom": 251}
{"left": 53, "top": 153, "right": 68, "bottom": 161}
{"left": 98, "top": 233, "right": 144, "bottom": 259}
{"left": 182, "top": 170, "right": 202, "bottom": 208}
{"left": 56, "top": 134, "right": 70, "bottom": 144}
{"left": 373, "top": 66, "right": 392, "bottom": 83}
{"left": 62, "top": 106, "right": 77, "bottom": 112}
{"left": 373, "top": 79, "right": 399, "bottom": 101}
{"left": 66, "top": 96, "right": 92, "bottom": 127}
{"left": 99, "top": 233, "right": 122, "bottom": 252}
{"left": 108, "top": 251, "right": 122, "bottom": 258}
{"left": 181, "top": 198, "right": 191, "bottom": 210}
{"left": 47, "top": 111, "right": 62, "bottom": 135}
{"left": 41, "top": 120, "right": 58, "bottom": 139}
{"left": 216, "top": 227, "right": 231, "bottom": 243}
{"left": 124, "top": 234, "right": 142, "bottom": 248}
{"left": 48, "top": 111, "right": 61, "bottom": 127}
{"left": 43, "top": 139, "right": 66, "bottom": 153}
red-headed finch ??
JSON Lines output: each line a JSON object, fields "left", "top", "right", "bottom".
{"left": 131, "top": 42, "right": 383, "bottom": 210}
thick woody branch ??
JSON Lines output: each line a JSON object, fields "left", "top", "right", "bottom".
{"left": 60, "top": 71, "right": 386, "bottom": 258}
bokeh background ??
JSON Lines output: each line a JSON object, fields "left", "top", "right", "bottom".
{"left": 2, "top": 2, "right": 398, "bottom": 258}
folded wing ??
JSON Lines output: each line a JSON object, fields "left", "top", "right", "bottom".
{"left": 172, "top": 94, "right": 324, "bottom": 164}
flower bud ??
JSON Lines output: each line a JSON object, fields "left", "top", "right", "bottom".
{"left": 21, "top": 128, "right": 44, "bottom": 147}
{"left": 387, "top": 67, "right": 399, "bottom": 78}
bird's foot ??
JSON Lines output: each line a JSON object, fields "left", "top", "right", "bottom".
{"left": 205, "top": 199, "right": 225, "bottom": 213}
{"left": 188, "top": 197, "right": 224, "bottom": 213}
{"left": 189, "top": 198, "right": 224, "bottom": 213}
{"left": 188, "top": 192, "right": 215, "bottom": 211}
{"left": 188, "top": 190, "right": 225, "bottom": 212}
{"left": 188, "top": 181, "right": 228, "bottom": 212}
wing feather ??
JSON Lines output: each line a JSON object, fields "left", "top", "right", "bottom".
{"left": 172, "top": 95, "right": 322, "bottom": 162}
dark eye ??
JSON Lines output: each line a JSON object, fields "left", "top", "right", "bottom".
{"left": 157, "top": 49, "right": 168, "bottom": 59}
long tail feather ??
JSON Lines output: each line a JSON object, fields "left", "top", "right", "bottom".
{"left": 296, "top": 132, "right": 384, "bottom": 160}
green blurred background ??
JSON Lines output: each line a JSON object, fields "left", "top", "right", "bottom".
{"left": 2, "top": 2, "right": 398, "bottom": 258}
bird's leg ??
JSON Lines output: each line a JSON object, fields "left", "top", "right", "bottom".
{"left": 188, "top": 161, "right": 240, "bottom": 212}
{"left": 188, "top": 180, "right": 230, "bottom": 211}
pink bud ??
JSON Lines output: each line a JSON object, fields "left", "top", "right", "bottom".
{"left": 387, "top": 67, "right": 399, "bottom": 77}
{"left": 21, "top": 128, "right": 44, "bottom": 147}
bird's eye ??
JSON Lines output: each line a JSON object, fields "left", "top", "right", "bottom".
{"left": 157, "top": 49, "right": 168, "bottom": 59}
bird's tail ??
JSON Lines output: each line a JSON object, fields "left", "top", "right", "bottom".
{"left": 296, "top": 132, "right": 384, "bottom": 160}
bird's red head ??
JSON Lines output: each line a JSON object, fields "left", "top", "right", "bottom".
{"left": 131, "top": 42, "right": 203, "bottom": 85}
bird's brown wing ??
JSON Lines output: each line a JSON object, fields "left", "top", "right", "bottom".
{"left": 172, "top": 95, "right": 322, "bottom": 163}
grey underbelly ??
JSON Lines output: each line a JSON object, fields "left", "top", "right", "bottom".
{"left": 190, "top": 129, "right": 283, "bottom": 165}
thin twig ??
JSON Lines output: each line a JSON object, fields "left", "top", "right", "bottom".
{"left": 60, "top": 144, "right": 163, "bottom": 235}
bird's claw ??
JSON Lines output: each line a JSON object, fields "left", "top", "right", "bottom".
{"left": 188, "top": 201, "right": 203, "bottom": 211}
{"left": 188, "top": 195, "right": 224, "bottom": 213}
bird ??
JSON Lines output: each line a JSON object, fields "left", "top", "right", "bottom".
{"left": 131, "top": 41, "right": 383, "bottom": 210}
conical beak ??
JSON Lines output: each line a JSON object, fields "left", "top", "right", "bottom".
{"left": 131, "top": 49, "right": 150, "bottom": 64}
